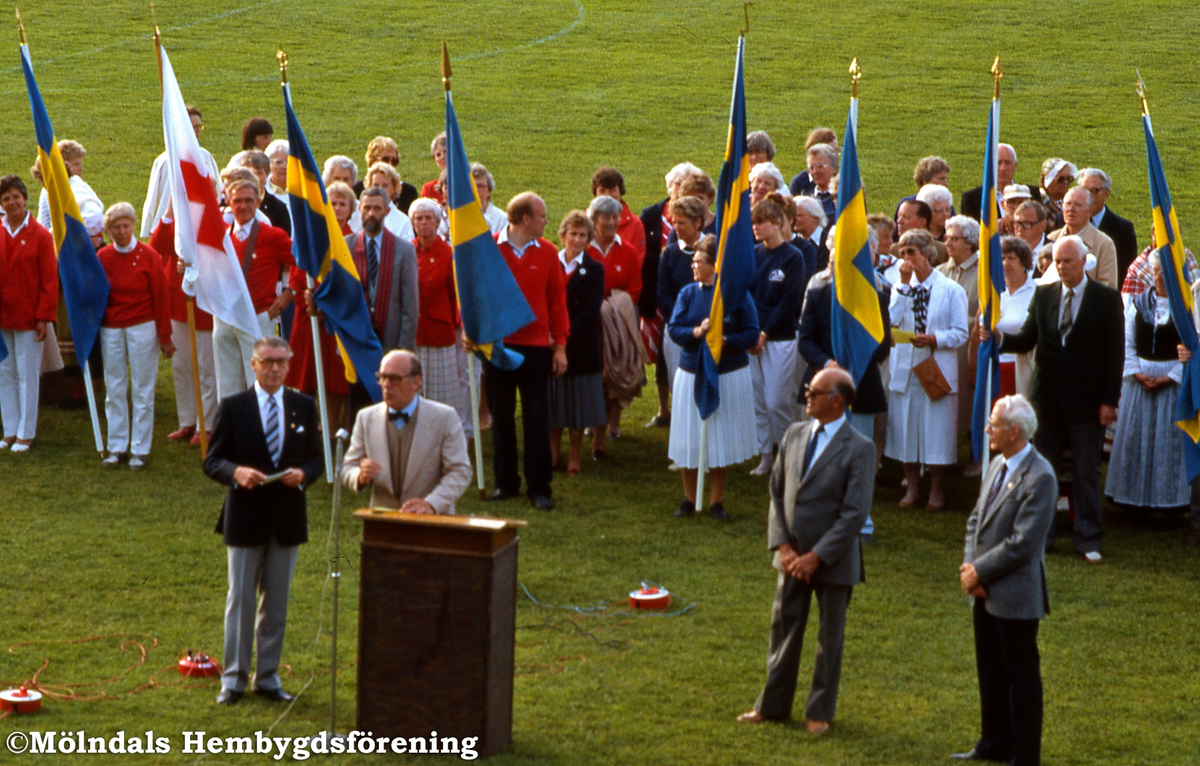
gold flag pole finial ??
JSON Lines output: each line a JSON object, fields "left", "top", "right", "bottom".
{"left": 277, "top": 46, "right": 288, "bottom": 85}
{"left": 991, "top": 56, "right": 1002, "bottom": 100}
{"left": 441, "top": 41, "right": 451, "bottom": 92}
{"left": 151, "top": 3, "right": 159, "bottom": 41}
{"left": 16, "top": 6, "right": 26, "bottom": 45}
{"left": 1136, "top": 70, "right": 1148, "bottom": 117}
{"left": 849, "top": 57, "right": 862, "bottom": 99}
{"left": 151, "top": 4, "right": 163, "bottom": 91}
{"left": 740, "top": 2, "right": 752, "bottom": 36}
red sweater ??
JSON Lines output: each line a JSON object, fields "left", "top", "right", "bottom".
{"left": 587, "top": 238, "right": 642, "bottom": 305}
{"left": 229, "top": 221, "right": 295, "bottom": 314}
{"left": 420, "top": 179, "right": 445, "bottom": 206}
{"left": 149, "top": 220, "right": 213, "bottom": 331}
{"left": 97, "top": 241, "right": 172, "bottom": 344}
{"left": 0, "top": 217, "right": 58, "bottom": 330}
{"left": 496, "top": 235, "right": 569, "bottom": 348}
{"left": 618, "top": 200, "right": 646, "bottom": 263}
{"left": 415, "top": 237, "right": 459, "bottom": 347}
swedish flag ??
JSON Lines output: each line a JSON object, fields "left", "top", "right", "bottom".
{"left": 970, "top": 96, "right": 1005, "bottom": 462}
{"left": 444, "top": 90, "right": 534, "bottom": 370}
{"left": 20, "top": 43, "right": 109, "bottom": 366}
{"left": 1142, "top": 110, "right": 1200, "bottom": 481}
{"left": 830, "top": 94, "right": 884, "bottom": 386}
{"left": 283, "top": 82, "right": 383, "bottom": 402}
{"left": 697, "top": 35, "right": 756, "bottom": 420}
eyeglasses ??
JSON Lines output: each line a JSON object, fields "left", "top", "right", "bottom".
{"left": 380, "top": 155, "right": 400, "bottom": 167}
{"left": 1014, "top": 219, "right": 1041, "bottom": 230}
{"left": 944, "top": 235, "right": 966, "bottom": 244}
{"left": 253, "top": 357, "right": 289, "bottom": 367}
{"left": 808, "top": 163, "right": 832, "bottom": 171}
{"left": 803, "top": 383, "right": 834, "bottom": 398}
{"left": 375, "top": 371, "right": 417, "bottom": 383}
{"left": 983, "top": 419, "right": 1013, "bottom": 433}
{"left": 1053, "top": 175, "right": 1075, "bottom": 185}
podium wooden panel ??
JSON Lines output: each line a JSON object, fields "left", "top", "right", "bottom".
{"left": 355, "top": 509, "right": 526, "bottom": 759}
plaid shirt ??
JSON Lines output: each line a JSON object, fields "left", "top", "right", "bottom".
{"left": 1121, "top": 244, "right": 1200, "bottom": 297}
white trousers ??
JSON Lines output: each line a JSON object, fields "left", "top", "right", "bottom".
{"left": 213, "top": 312, "right": 272, "bottom": 402}
{"left": 223, "top": 538, "right": 299, "bottom": 693}
{"left": 749, "top": 339, "right": 800, "bottom": 454}
{"left": 0, "top": 328, "right": 44, "bottom": 440}
{"left": 100, "top": 321, "right": 159, "bottom": 455}
{"left": 171, "top": 320, "right": 217, "bottom": 431}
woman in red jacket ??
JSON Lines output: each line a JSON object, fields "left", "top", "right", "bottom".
{"left": 0, "top": 175, "right": 58, "bottom": 452}
{"left": 411, "top": 198, "right": 469, "bottom": 436}
{"left": 97, "top": 203, "right": 174, "bottom": 469}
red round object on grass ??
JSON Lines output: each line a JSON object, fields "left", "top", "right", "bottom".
{"left": 0, "top": 686, "right": 43, "bottom": 713}
{"left": 629, "top": 586, "right": 671, "bottom": 610}
{"left": 178, "top": 652, "right": 220, "bottom": 678}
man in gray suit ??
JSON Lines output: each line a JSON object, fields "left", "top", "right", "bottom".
{"left": 345, "top": 187, "right": 418, "bottom": 412}
{"left": 954, "top": 394, "right": 1057, "bottom": 765}
{"left": 738, "top": 368, "right": 875, "bottom": 734}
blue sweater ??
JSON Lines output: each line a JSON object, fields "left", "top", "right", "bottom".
{"left": 751, "top": 241, "right": 806, "bottom": 341}
{"left": 667, "top": 282, "right": 759, "bottom": 375}
{"left": 658, "top": 241, "right": 697, "bottom": 319}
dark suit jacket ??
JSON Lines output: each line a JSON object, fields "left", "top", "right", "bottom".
{"left": 260, "top": 193, "right": 292, "bottom": 236}
{"left": 204, "top": 387, "right": 323, "bottom": 547}
{"left": 798, "top": 279, "right": 891, "bottom": 414}
{"left": 963, "top": 448, "right": 1057, "bottom": 620}
{"left": 960, "top": 184, "right": 1042, "bottom": 221}
{"left": 998, "top": 278, "right": 1123, "bottom": 423}
{"left": 767, "top": 419, "right": 875, "bottom": 586}
{"left": 563, "top": 255, "right": 605, "bottom": 376}
{"left": 1096, "top": 206, "right": 1139, "bottom": 284}
{"left": 639, "top": 198, "right": 668, "bottom": 319}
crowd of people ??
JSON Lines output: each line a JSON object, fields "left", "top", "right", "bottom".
{"left": 4, "top": 114, "right": 1200, "bottom": 551}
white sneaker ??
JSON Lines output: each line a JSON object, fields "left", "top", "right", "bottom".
{"left": 10, "top": 442, "right": 30, "bottom": 453}
{"left": 129, "top": 454, "right": 148, "bottom": 470}
{"left": 102, "top": 453, "right": 125, "bottom": 466}
{"left": 1083, "top": 551, "right": 1103, "bottom": 564}
{"left": 750, "top": 455, "right": 773, "bottom": 476}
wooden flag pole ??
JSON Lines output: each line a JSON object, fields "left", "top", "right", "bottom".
{"left": 154, "top": 18, "right": 208, "bottom": 456}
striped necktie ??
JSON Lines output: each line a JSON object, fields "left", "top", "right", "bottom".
{"left": 802, "top": 425, "right": 824, "bottom": 477}
{"left": 1059, "top": 287, "right": 1075, "bottom": 341}
{"left": 367, "top": 238, "right": 380, "bottom": 305}
{"left": 265, "top": 395, "right": 282, "bottom": 465}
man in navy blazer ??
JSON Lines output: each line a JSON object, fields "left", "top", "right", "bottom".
{"left": 738, "top": 369, "right": 875, "bottom": 734}
{"left": 955, "top": 394, "right": 1057, "bottom": 765}
{"left": 204, "top": 336, "right": 323, "bottom": 705}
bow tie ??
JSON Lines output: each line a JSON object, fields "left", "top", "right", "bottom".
{"left": 387, "top": 408, "right": 410, "bottom": 423}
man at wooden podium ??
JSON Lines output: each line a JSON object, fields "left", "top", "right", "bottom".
{"left": 341, "top": 349, "right": 472, "bottom": 513}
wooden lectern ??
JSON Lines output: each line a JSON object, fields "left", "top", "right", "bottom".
{"left": 354, "top": 510, "right": 526, "bottom": 758}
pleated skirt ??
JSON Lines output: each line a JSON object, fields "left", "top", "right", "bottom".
{"left": 668, "top": 366, "right": 757, "bottom": 469}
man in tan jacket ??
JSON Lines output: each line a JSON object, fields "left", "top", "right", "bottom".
{"left": 1046, "top": 186, "right": 1118, "bottom": 288}
{"left": 340, "top": 350, "right": 471, "bottom": 514}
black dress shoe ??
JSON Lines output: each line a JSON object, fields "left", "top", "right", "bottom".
{"left": 673, "top": 500, "right": 695, "bottom": 518}
{"left": 216, "top": 689, "right": 243, "bottom": 705}
{"left": 949, "top": 748, "right": 1009, "bottom": 761}
{"left": 254, "top": 687, "right": 295, "bottom": 703}
{"left": 530, "top": 494, "right": 553, "bottom": 511}
{"left": 709, "top": 502, "right": 729, "bottom": 521}
{"left": 487, "top": 488, "right": 519, "bottom": 501}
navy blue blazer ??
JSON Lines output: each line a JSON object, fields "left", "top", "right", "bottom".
{"left": 798, "top": 279, "right": 892, "bottom": 414}
{"left": 668, "top": 282, "right": 759, "bottom": 374}
{"left": 205, "top": 387, "right": 323, "bottom": 547}
{"left": 562, "top": 254, "right": 605, "bottom": 376}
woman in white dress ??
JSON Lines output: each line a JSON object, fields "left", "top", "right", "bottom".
{"left": 885, "top": 229, "right": 969, "bottom": 509}
{"left": 995, "top": 236, "right": 1036, "bottom": 397}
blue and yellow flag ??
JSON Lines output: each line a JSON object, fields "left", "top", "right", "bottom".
{"left": 1143, "top": 111, "right": 1200, "bottom": 481}
{"left": 283, "top": 83, "right": 383, "bottom": 403}
{"left": 831, "top": 95, "right": 884, "bottom": 386}
{"left": 697, "top": 35, "right": 756, "bottom": 420}
{"left": 970, "top": 96, "right": 1005, "bottom": 462}
{"left": 20, "top": 43, "right": 109, "bottom": 367}
{"left": 444, "top": 90, "right": 535, "bottom": 371}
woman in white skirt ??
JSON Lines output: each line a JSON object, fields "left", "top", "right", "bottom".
{"left": 410, "top": 198, "right": 469, "bottom": 437}
{"left": 667, "top": 235, "right": 759, "bottom": 520}
{"left": 96, "top": 203, "right": 174, "bottom": 469}
{"left": 1105, "top": 256, "right": 1190, "bottom": 510}
{"left": 885, "top": 229, "right": 968, "bottom": 509}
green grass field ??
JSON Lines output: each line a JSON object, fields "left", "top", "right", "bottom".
{"left": 3, "top": 2, "right": 1200, "bottom": 764}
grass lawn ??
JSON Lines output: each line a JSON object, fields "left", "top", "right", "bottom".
{"left": 3, "top": 1, "right": 1200, "bottom": 764}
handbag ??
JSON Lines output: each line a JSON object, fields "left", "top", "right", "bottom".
{"left": 912, "top": 354, "right": 951, "bottom": 402}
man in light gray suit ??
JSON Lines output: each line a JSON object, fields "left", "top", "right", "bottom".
{"left": 954, "top": 394, "right": 1056, "bottom": 765}
{"left": 345, "top": 188, "right": 418, "bottom": 413}
{"left": 738, "top": 368, "right": 875, "bottom": 734}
